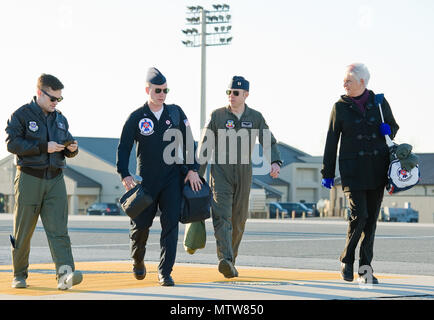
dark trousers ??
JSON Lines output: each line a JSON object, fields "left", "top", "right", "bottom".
{"left": 340, "top": 185, "right": 384, "bottom": 270}
{"left": 129, "top": 177, "right": 181, "bottom": 277}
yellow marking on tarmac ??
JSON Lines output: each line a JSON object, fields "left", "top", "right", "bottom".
{"left": 0, "top": 261, "right": 403, "bottom": 296}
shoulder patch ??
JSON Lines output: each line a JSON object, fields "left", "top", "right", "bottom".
{"left": 28, "top": 121, "right": 39, "bottom": 132}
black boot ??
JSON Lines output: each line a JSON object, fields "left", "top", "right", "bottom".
{"left": 357, "top": 274, "right": 379, "bottom": 284}
{"left": 158, "top": 273, "right": 175, "bottom": 286}
{"left": 341, "top": 263, "right": 354, "bottom": 282}
{"left": 357, "top": 265, "right": 378, "bottom": 284}
{"left": 133, "top": 260, "right": 146, "bottom": 280}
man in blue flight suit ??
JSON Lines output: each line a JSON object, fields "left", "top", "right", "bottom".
{"left": 117, "top": 67, "right": 202, "bottom": 286}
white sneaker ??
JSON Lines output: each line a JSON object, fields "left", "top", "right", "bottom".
{"left": 11, "top": 277, "right": 27, "bottom": 288}
{"left": 57, "top": 270, "right": 83, "bottom": 290}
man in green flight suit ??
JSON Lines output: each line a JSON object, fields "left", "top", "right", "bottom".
{"left": 198, "top": 76, "right": 282, "bottom": 278}
{"left": 5, "top": 74, "right": 83, "bottom": 290}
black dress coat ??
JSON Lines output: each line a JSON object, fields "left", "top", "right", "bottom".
{"left": 321, "top": 90, "right": 399, "bottom": 192}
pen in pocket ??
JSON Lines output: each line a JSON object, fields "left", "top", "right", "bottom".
{"left": 9, "top": 235, "right": 16, "bottom": 248}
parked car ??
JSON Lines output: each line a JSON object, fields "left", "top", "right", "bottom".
{"left": 267, "top": 202, "right": 288, "bottom": 218}
{"left": 302, "top": 202, "right": 320, "bottom": 217}
{"left": 381, "top": 207, "right": 419, "bottom": 223}
{"left": 86, "top": 203, "right": 121, "bottom": 216}
{"left": 278, "top": 202, "right": 313, "bottom": 218}
{"left": 344, "top": 207, "right": 419, "bottom": 223}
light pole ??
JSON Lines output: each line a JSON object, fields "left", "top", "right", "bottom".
{"left": 182, "top": 4, "right": 233, "bottom": 129}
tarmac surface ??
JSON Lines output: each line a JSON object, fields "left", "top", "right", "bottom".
{"left": 1, "top": 261, "right": 434, "bottom": 301}
{"left": 1, "top": 214, "right": 434, "bottom": 304}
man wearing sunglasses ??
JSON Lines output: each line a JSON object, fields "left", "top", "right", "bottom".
{"left": 198, "top": 76, "right": 282, "bottom": 278}
{"left": 5, "top": 74, "right": 82, "bottom": 289}
{"left": 117, "top": 67, "right": 201, "bottom": 286}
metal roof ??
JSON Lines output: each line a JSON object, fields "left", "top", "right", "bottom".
{"left": 417, "top": 153, "right": 434, "bottom": 185}
{"left": 75, "top": 136, "right": 137, "bottom": 174}
{"left": 64, "top": 166, "right": 102, "bottom": 188}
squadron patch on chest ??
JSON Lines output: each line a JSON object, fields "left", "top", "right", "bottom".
{"left": 139, "top": 118, "right": 154, "bottom": 136}
{"left": 225, "top": 119, "right": 235, "bottom": 129}
{"left": 28, "top": 121, "right": 39, "bottom": 132}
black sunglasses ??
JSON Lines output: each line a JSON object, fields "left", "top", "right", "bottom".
{"left": 226, "top": 89, "right": 241, "bottom": 96}
{"left": 155, "top": 88, "right": 170, "bottom": 94}
{"left": 41, "top": 89, "right": 63, "bottom": 102}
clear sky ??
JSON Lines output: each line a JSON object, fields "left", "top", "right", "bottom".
{"left": 1, "top": 0, "right": 433, "bottom": 162}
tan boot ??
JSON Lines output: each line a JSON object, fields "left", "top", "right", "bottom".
{"left": 218, "top": 259, "right": 239, "bottom": 278}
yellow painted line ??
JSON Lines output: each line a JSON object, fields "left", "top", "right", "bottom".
{"left": 0, "top": 261, "right": 404, "bottom": 297}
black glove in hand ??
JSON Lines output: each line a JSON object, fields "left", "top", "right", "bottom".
{"left": 400, "top": 153, "right": 419, "bottom": 171}
{"left": 395, "top": 143, "right": 419, "bottom": 171}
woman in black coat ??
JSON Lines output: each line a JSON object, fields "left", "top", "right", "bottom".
{"left": 321, "top": 63, "right": 399, "bottom": 284}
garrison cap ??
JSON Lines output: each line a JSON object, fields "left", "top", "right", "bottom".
{"left": 146, "top": 67, "right": 166, "bottom": 85}
{"left": 228, "top": 76, "right": 249, "bottom": 91}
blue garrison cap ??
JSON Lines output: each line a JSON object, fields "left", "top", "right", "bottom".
{"left": 228, "top": 76, "right": 249, "bottom": 91}
{"left": 146, "top": 67, "right": 166, "bottom": 85}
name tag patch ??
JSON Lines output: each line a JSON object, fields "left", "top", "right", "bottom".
{"left": 241, "top": 121, "right": 252, "bottom": 128}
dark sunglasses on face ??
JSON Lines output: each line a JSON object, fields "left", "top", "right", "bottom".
{"left": 154, "top": 88, "right": 170, "bottom": 94}
{"left": 41, "top": 89, "right": 63, "bottom": 102}
{"left": 226, "top": 89, "right": 241, "bottom": 96}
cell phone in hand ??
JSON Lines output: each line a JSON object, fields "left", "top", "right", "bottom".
{"left": 62, "top": 140, "right": 75, "bottom": 147}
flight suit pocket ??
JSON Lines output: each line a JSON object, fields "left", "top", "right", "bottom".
{"left": 15, "top": 171, "right": 42, "bottom": 205}
{"left": 12, "top": 203, "right": 41, "bottom": 250}
{"left": 55, "top": 121, "right": 69, "bottom": 143}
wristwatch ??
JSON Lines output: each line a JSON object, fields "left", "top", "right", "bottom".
{"left": 272, "top": 160, "right": 283, "bottom": 167}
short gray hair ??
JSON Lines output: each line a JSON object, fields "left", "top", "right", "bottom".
{"left": 346, "top": 63, "right": 370, "bottom": 86}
